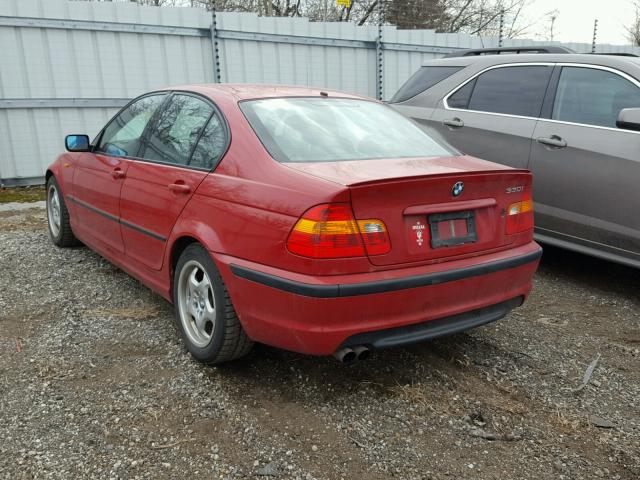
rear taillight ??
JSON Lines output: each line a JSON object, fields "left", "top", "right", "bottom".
{"left": 287, "top": 203, "right": 390, "bottom": 259}
{"left": 506, "top": 190, "right": 534, "bottom": 235}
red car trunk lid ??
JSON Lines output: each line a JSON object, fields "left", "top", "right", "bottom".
{"left": 284, "top": 156, "right": 532, "bottom": 266}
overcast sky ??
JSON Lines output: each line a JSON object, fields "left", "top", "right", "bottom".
{"left": 522, "top": 0, "right": 636, "bottom": 45}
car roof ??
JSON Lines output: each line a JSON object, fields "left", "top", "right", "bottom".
{"left": 422, "top": 53, "right": 640, "bottom": 70}
{"left": 161, "top": 84, "right": 369, "bottom": 102}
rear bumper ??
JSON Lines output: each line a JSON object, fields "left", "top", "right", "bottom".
{"left": 214, "top": 242, "right": 541, "bottom": 355}
{"left": 341, "top": 296, "right": 523, "bottom": 349}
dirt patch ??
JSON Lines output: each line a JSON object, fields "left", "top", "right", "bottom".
{"left": 0, "top": 208, "right": 46, "bottom": 230}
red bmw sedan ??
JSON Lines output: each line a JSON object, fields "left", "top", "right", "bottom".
{"left": 46, "top": 85, "right": 541, "bottom": 364}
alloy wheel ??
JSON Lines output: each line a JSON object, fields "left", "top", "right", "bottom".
{"left": 177, "top": 260, "right": 216, "bottom": 348}
{"left": 47, "top": 184, "right": 61, "bottom": 238}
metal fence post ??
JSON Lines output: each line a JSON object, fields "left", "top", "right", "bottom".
{"left": 210, "top": 3, "right": 222, "bottom": 83}
{"left": 375, "top": 0, "right": 383, "bottom": 100}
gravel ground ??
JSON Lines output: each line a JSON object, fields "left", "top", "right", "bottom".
{"left": 1, "top": 205, "right": 639, "bottom": 480}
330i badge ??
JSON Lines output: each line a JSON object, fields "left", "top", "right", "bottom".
{"left": 46, "top": 85, "right": 541, "bottom": 365}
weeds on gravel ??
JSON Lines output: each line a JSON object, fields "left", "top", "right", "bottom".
{"left": 0, "top": 186, "right": 45, "bottom": 203}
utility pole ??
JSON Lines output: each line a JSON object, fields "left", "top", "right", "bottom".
{"left": 592, "top": 18, "right": 598, "bottom": 53}
{"left": 210, "top": 0, "right": 221, "bottom": 83}
{"left": 376, "top": 0, "right": 383, "bottom": 100}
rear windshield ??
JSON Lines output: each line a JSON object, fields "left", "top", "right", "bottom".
{"left": 390, "top": 66, "right": 463, "bottom": 103}
{"left": 240, "top": 97, "right": 454, "bottom": 163}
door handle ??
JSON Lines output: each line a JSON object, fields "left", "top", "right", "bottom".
{"left": 111, "top": 167, "right": 126, "bottom": 179}
{"left": 443, "top": 117, "right": 464, "bottom": 128}
{"left": 168, "top": 182, "right": 191, "bottom": 194}
{"left": 537, "top": 135, "right": 567, "bottom": 148}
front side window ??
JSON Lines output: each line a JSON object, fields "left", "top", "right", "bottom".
{"left": 240, "top": 97, "right": 454, "bottom": 163}
{"left": 552, "top": 67, "right": 640, "bottom": 128}
{"left": 141, "top": 94, "right": 213, "bottom": 166}
{"left": 97, "top": 94, "right": 166, "bottom": 157}
{"left": 447, "top": 65, "right": 553, "bottom": 117}
{"left": 390, "top": 66, "right": 464, "bottom": 103}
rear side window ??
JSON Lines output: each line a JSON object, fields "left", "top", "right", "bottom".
{"left": 141, "top": 94, "right": 213, "bottom": 167}
{"left": 189, "top": 113, "right": 228, "bottom": 170}
{"left": 447, "top": 78, "right": 476, "bottom": 109}
{"left": 447, "top": 65, "right": 553, "bottom": 117}
{"left": 390, "top": 66, "right": 463, "bottom": 103}
{"left": 552, "top": 67, "right": 640, "bottom": 128}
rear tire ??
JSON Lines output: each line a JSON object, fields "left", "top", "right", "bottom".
{"left": 46, "top": 176, "right": 79, "bottom": 247}
{"left": 173, "top": 243, "right": 253, "bottom": 364}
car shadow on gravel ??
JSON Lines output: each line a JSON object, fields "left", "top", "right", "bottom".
{"left": 537, "top": 244, "right": 640, "bottom": 298}
{"left": 209, "top": 332, "right": 479, "bottom": 406}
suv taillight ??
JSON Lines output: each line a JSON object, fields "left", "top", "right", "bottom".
{"left": 506, "top": 190, "right": 534, "bottom": 235}
{"left": 287, "top": 203, "right": 390, "bottom": 259}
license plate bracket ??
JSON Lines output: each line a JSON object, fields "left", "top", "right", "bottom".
{"left": 428, "top": 210, "right": 477, "bottom": 248}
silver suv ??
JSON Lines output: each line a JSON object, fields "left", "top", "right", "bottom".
{"left": 391, "top": 47, "right": 640, "bottom": 269}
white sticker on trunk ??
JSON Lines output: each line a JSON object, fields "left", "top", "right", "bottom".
{"left": 412, "top": 221, "right": 426, "bottom": 246}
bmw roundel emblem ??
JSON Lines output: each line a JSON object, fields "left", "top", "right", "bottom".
{"left": 452, "top": 181, "right": 464, "bottom": 197}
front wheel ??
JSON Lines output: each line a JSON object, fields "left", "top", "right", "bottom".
{"left": 46, "top": 176, "right": 78, "bottom": 247}
{"left": 173, "top": 243, "right": 253, "bottom": 364}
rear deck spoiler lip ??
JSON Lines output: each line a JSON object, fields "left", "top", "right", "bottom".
{"left": 281, "top": 155, "right": 528, "bottom": 187}
{"left": 346, "top": 168, "right": 532, "bottom": 188}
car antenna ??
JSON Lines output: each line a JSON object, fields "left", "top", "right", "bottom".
{"left": 320, "top": 91, "right": 329, "bottom": 97}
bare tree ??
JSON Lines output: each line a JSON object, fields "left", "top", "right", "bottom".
{"left": 539, "top": 9, "right": 559, "bottom": 42}
{"left": 627, "top": 3, "right": 640, "bottom": 46}
{"left": 351, "top": 0, "right": 531, "bottom": 37}
{"left": 78, "top": 0, "right": 532, "bottom": 37}
{"left": 440, "top": 0, "right": 532, "bottom": 37}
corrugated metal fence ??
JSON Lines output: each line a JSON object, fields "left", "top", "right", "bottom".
{"left": 2, "top": 0, "right": 639, "bottom": 185}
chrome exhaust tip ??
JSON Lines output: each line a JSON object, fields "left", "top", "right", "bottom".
{"left": 333, "top": 347, "right": 357, "bottom": 365}
{"left": 352, "top": 345, "right": 370, "bottom": 361}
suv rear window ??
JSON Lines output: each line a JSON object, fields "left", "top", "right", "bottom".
{"left": 447, "top": 65, "right": 553, "bottom": 117}
{"left": 552, "top": 66, "right": 640, "bottom": 127}
{"left": 241, "top": 97, "right": 454, "bottom": 163}
{"left": 390, "top": 66, "right": 463, "bottom": 103}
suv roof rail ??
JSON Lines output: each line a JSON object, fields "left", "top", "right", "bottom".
{"left": 593, "top": 52, "right": 640, "bottom": 57}
{"left": 443, "top": 46, "right": 575, "bottom": 58}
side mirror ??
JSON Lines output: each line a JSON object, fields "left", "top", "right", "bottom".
{"left": 616, "top": 108, "right": 640, "bottom": 132}
{"left": 65, "top": 134, "right": 91, "bottom": 152}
